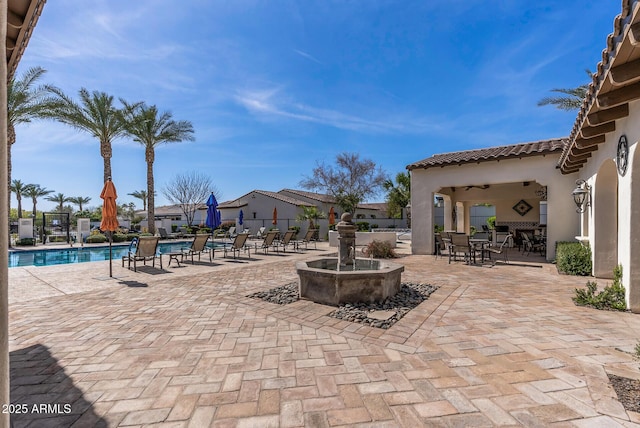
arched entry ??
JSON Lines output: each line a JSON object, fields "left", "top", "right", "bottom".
{"left": 593, "top": 160, "right": 618, "bottom": 279}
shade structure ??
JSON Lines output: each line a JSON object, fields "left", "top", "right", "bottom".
{"left": 206, "top": 193, "right": 221, "bottom": 230}
{"left": 328, "top": 206, "right": 335, "bottom": 225}
{"left": 272, "top": 207, "right": 278, "bottom": 225}
{"left": 100, "top": 179, "right": 119, "bottom": 277}
{"left": 238, "top": 209, "right": 244, "bottom": 225}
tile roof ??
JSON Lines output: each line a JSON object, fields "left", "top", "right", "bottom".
{"left": 279, "top": 189, "right": 336, "bottom": 204}
{"left": 407, "top": 138, "right": 567, "bottom": 171}
{"left": 559, "top": 0, "right": 640, "bottom": 173}
{"left": 218, "top": 190, "right": 314, "bottom": 208}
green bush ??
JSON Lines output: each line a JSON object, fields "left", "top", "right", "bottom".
{"left": 86, "top": 234, "right": 107, "bottom": 243}
{"left": 356, "top": 221, "right": 370, "bottom": 232}
{"left": 15, "top": 238, "right": 35, "bottom": 246}
{"left": 573, "top": 264, "right": 626, "bottom": 311}
{"left": 126, "top": 233, "right": 139, "bottom": 241}
{"left": 48, "top": 235, "right": 68, "bottom": 243}
{"left": 370, "top": 224, "right": 379, "bottom": 229}
{"left": 486, "top": 216, "right": 496, "bottom": 230}
{"left": 112, "top": 233, "right": 127, "bottom": 243}
{"left": 556, "top": 242, "right": 592, "bottom": 276}
{"left": 362, "top": 240, "right": 397, "bottom": 259}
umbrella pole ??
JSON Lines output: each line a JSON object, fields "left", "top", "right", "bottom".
{"left": 109, "top": 231, "right": 113, "bottom": 277}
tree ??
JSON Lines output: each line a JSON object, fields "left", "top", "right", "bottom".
{"left": 46, "top": 88, "right": 133, "bottom": 183}
{"left": 537, "top": 69, "right": 592, "bottom": 111}
{"left": 68, "top": 196, "right": 91, "bottom": 212}
{"left": 300, "top": 152, "right": 388, "bottom": 214}
{"left": 10, "top": 179, "right": 33, "bottom": 219}
{"left": 384, "top": 171, "right": 410, "bottom": 219}
{"left": 128, "top": 189, "right": 148, "bottom": 211}
{"left": 119, "top": 102, "right": 195, "bottom": 234}
{"left": 45, "top": 193, "right": 71, "bottom": 213}
{"left": 25, "top": 185, "right": 54, "bottom": 217}
{"left": 162, "top": 171, "right": 219, "bottom": 227}
{"left": 7, "top": 67, "right": 58, "bottom": 231}
{"left": 295, "top": 206, "right": 326, "bottom": 229}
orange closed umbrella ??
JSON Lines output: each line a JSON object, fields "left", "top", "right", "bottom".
{"left": 100, "top": 178, "right": 119, "bottom": 277}
{"left": 272, "top": 207, "right": 278, "bottom": 225}
{"left": 328, "top": 206, "right": 335, "bottom": 225}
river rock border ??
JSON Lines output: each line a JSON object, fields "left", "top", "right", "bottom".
{"left": 248, "top": 282, "right": 438, "bottom": 329}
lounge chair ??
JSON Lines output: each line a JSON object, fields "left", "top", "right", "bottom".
{"left": 259, "top": 230, "right": 280, "bottom": 254}
{"left": 158, "top": 227, "right": 177, "bottom": 239}
{"left": 214, "top": 226, "right": 236, "bottom": 240}
{"left": 295, "top": 228, "right": 317, "bottom": 250}
{"left": 223, "top": 233, "right": 251, "bottom": 259}
{"left": 278, "top": 230, "right": 298, "bottom": 252}
{"left": 122, "top": 236, "right": 162, "bottom": 272}
{"left": 181, "top": 234, "right": 213, "bottom": 264}
{"left": 522, "top": 232, "right": 545, "bottom": 256}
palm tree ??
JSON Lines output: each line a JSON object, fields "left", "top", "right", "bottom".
{"left": 25, "top": 185, "right": 54, "bottom": 217}
{"left": 45, "top": 193, "right": 71, "bottom": 213}
{"left": 383, "top": 172, "right": 411, "bottom": 219}
{"left": 128, "top": 190, "right": 148, "bottom": 211}
{"left": 7, "top": 67, "right": 58, "bottom": 227}
{"left": 46, "top": 88, "right": 133, "bottom": 182}
{"left": 537, "top": 69, "right": 592, "bottom": 111}
{"left": 68, "top": 196, "right": 91, "bottom": 212}
{"left": 10, "top": 180, "right": 33, "bottom": 219}
{"left": 120, "top": 102, "right": 194, "bottom": 234}
{"left": 296, "top": 206, "right": 326, "bottom": 229}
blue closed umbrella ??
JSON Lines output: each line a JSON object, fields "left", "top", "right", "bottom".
{"left": 239, "top": 209, "right": 244, "bottom": 226}
{"left": 206, "top": 192, "right": 220, "bottom": 231}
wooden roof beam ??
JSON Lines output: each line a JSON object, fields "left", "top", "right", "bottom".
{"left": 598, "top": 80, "right": 640, "bottom": 108}
{"left": 7, "top": 9, "right": 24, "bottom": 29}
{"left": 611, "top": 58, "right": 640, "bottom": 85}
{"left": 562, "top": 166, "right": 581, "bottom": 175}
{"left": 586, "top": 104, "right": 629, "bottom": 125}
{"left": 571, "top": 144, "right": 600, "bottom": 156}
{"left": 566, "top": 152, "right": 591, "bottom": 163}
{"left": 631, "top": 21, "right": 640, "bottom": 46}
{"left": 575, "top": 134, "right": 606, "bottom": 149}
{"left": 579, "top": 121, "right": 616, "bottom": 139}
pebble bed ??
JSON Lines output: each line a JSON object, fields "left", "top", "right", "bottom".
{"left": 248, "top": 281, "right": 439, "bottom": 329}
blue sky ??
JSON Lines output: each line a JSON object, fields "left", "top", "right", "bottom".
{"left": 13, "top": 0, "right": 620, "bottom": 212}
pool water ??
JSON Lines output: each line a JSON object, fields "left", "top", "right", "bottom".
{"left": 8, "top": 242, "right": 226, "bottom": 268}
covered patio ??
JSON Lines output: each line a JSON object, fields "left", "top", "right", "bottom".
{"left": 408, "top": 138, "right": 580, "bottom": 261}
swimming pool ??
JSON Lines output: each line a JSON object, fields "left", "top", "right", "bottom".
{"left": 8, "top": 242, "right": 227, "bottom": 268}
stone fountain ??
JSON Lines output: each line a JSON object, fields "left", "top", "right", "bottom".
{"left": 296, "top": 213, "right": 404, "bottom": 306}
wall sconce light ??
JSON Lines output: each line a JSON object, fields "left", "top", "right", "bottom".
{"left": 572, "top": 179, "right": 591, "bottom": 213}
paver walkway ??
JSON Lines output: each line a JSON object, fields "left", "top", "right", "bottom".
{"left": 8, "top": 243, "right": 640, "bottom": 427}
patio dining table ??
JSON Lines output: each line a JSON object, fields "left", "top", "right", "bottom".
{"left": 470, "top": 238, "right": 491, "bottom": 262}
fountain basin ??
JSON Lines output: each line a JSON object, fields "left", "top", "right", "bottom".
{"left": 296, "top": 258, "right": 404, "bottom": 306}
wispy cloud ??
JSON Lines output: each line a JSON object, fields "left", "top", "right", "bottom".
{"left": 293, "top": 49, "right": 323, "bottom": 65}
{"left": 235, "top": 88, "right": 442, "bottom": 135}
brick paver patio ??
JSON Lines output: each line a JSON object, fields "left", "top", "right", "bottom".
{"left": 8, "top": 242, "right": 640, "bottom": 426}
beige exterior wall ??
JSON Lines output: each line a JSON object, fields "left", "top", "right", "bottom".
{"left": 574, "top": 98, "right": 640, "bottom": 312}
{"left": 410, "top": 154, "right": 579, "bottom": 260}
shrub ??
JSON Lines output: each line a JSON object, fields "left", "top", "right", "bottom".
{"left": 112, "top": 233, "right": 127, "bottom": 243}
{"left": 126, "top": 233, "right": 139, "bottom": 241}
{"left": 356, "top": 221, "right": 370, "bottom": 232}
{"left": 486, "top": 216, "right": 496, "bottom": 230}
{"left": 220, "top": 221, "right": 235, "bottom": 231}
{"left": 573, "top": 264, "right": 626, "bottom": 311}
{"left": 48, "top": 235, "right": 67, "bottom": 243}
{"left": 15, "top": 238, "right": 35, "bottom": 246}
{"left": 370, "top": 224, "right": 379, "bottom": 229}
{"left": 171, "top": 224, "right": 178, "bottom": 232}
{"left": 199, "top": 227, "right": 211, "bottom": 234}
{"left": 556, "top": 242, "right": 592, "bottom": 276}
{"left": 86, "top": 234, "right": 107, "bottom": 243}
{"left": 361, "top": 240, "right": 397, "bottom": 259}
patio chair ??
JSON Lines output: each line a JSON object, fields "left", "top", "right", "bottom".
{"left": 522, "top": 232, "right": 545, "bottom": 256}
{"left": 181, "top": 233, "right": 213, "bottom": 264}
{"left": 277, "top": 230, "right": 298, "bottom": 252}
{"left": 484, "top": 233, "right": 513, "bottom": 264}
{"left": 250, "top": 226, "right": 266, "bottom": 240}
{"left": 296, "top": 228, "right": 318, "bottom": 250}
{"left": 223, "top": 232, "right": 251, "bottom": 259}
{"left": 448, "top": 233, "right": 474, "bottom": 264}
{"left": 434, "top": 233, "right": 446, "bottom": 259}
{"left": 259, "top": 230, "right": 280, "bottom": 254}
{"left": 122, "top": 236, "right": 162, "bottom": 272}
